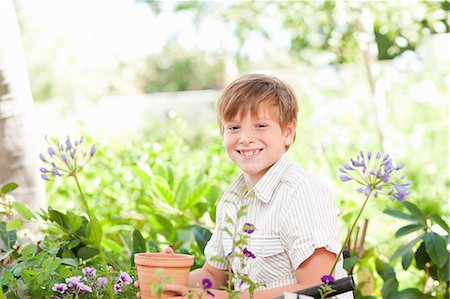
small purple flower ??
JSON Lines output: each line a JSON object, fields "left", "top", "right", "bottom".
{"left": 118, "top": 271, "right": 132, "bottom": 285}
{"left": 48, "top": 147, "right": 55, "bottom": 156}
{"left": 202, "top": 278, "right": 212, "bottom": 289}
{"left": 243, "top": 247, "right": 256, "bottom": 259}
{"left": 90, "top": 144, "right": 96, "bottom": 157}
{"left": 340, "top": 175, "right": 352, "bottom": 182}
{"left": 41, "top": 174, "right": 50, "bottom": 181}
{"left": 82, "top": 267, "right": 97, "bottom": 279}
{"left": 52, "top": 283, "right": 68, "bottom": 294}
{"left": 114, "top": 283, "right": 122, "bottom": 293}
{"left": 39, "top": 153, "right": 47, "bottom": 162}
{"left": 243, "top": 223, "right": 255, "bottom": 234}
{"left": 78, "top": 283, "right": 93, "bottom": 293}
{"left": 98, "top": 277, "right": 108, "bottom": 287}
{"left": 66, "top": 276, "right": 82, "bottom": 288}
{"left": 321, "top": 275, "right": 334, "bottom": 284}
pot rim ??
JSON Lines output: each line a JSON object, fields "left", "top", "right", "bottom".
{"left": 134, "top": 252, "right": 194, "bottom": 267}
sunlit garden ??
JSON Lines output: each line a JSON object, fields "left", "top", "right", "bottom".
{"left": 0, "top": 1, "right": 448, "bottom": 298}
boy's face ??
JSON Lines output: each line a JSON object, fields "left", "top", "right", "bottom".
{"left": 222, "top": 104, "right": 296, "bottom": 189}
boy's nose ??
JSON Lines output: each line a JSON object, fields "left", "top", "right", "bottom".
{"left": 238, "top": 129, "right": 254, "bottom": 144}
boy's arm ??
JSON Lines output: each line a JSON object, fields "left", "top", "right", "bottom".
{"left": 244, "top": 247, "right": 336, "bottom": 299}
{"left": 178, "top": 248, "right": 336, "bottom": 299}
{"left": 188, "top": 261, "right": 228, "bottom": 289}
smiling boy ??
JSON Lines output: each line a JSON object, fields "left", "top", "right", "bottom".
{"left": 139, "top": 74, "right": 352, "bottom": 298}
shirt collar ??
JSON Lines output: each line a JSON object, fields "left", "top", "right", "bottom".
{"left": 227, "top": 154, "right": 291, "bottom": 204}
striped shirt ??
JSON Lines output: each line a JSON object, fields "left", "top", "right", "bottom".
{"left": 204, "top": 154, "right": 353, "bottom": 299}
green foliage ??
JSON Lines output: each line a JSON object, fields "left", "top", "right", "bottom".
{"left": 383, "top": 201, "right": 449, "bottom": 298}
{"left": 137, "top": 41, "right": 225, "bottom": 93}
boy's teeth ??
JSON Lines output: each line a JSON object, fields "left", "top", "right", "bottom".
{"left": 240, "top": 150, "right": 260, "bottom": 156}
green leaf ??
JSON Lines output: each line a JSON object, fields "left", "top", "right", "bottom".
{"left": 77, "top": 246, "right": 99, "bottom": 259}
{"left": 103, "top": 238, "right": 123, "bottom": 253}
{"left": 2, "top": 268, "right": 15, "bottom": 284}
{"left": 133, "top": 229, "right": 146, "bottom": 254}
{"left": 430, "top": 213, "right": 449, "bottom": 233}
{"left": 395, "top": 224, "right": 425, "bottom": 238}
{"left": 61, "top": 258, "right": 78, "bottom": 267}
{"left": 381, "top": 277, "right": 399, "bottom": 299}
{"left": 437, "top": 257, "right": 449, "bottom": 282}
{"left": 1, "top": 182, "right": 19, "bottom": 195}
{"left": 396, "top": 288, "right": 433, "bottom": 298}
{"left": 375, "top": 258, "right": 396, "bottom": 281}
{"left": 183, "top": 181, "right": 211, "bottom": 209}
{"left": 192, "top": 225, "right": 212, "bottom": 254}
{"left": 151, "top": 176, "right": 175, "bottom": 205}
{"left": 343, "top": 254, "right": 359, "bottom": 271}
{"left": 402, "top": 201, "right": 424, "bottom": 221}
{"left": 401, "top": 250, "right": 413, "bottom": 270}
{"left": 0, "top": 222, "right": 17, "bottom": 250}
{"left": 66, "top": 211, "right": 83, "bottom": 233}
{"left": 424, "top": 232, "right": 448, "bottom": 267}
{"left": 48, "top": 209, "right": 71, "bottom": 233}
{"left": 390, "top": 235, "right": 422, "bottom": 261}
{"left": 174, "top": 175, "right": 189, "bottom": 206}
{"left": 415, "top": 241, "right": 430, "bottom": 270}
{"left": 6, "top": 219, "right": 23, "bottom": 231}
{"left": 383, "top": 209, "right": 417, "bottom": 222}
{"left": 11, "top": 201, "right": 33, "bottom": 220}
{"left": 42, "top": 257, "right": 61, "bottom": 273}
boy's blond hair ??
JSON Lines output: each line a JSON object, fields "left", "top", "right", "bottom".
{"left": 217, "top": 73, "right": 298, "bottom": 137}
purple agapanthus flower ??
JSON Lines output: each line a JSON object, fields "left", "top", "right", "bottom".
{"left": 39, "top": 135, "right": 96, "bottom": 181}
{"left": 243, "top": 247, "right": 256, "bottom": 259}
{"left": 52, "top": 283, "right": 68, "bottom": 294}
{"left": 118, "top": 271, "right": 133, "bottom": 285}
{"left": 321, "top": 275, "right": 334, "bottom": 284}
{"left": 243, "top": 223, "right": 255, "bottom": 234}
{"left": 339, "top": 151, "right": 412, "bottom": 201}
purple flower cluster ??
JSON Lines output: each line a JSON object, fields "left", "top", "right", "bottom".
{"left": 52, "top": 267, "right": 132, "bottom": 298}
{"left": 321, "top": 274, "right": 335, "bottom": 284}
{"left": 339, "top": 151, "right": 412, "bottom": 201}
{"left": 39, "top": 136, "right": 96, "bottom": 181}
{"left": 51, "top": 275, "right": 93, "bottom": 298}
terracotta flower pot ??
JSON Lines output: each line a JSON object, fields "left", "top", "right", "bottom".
{"left": 134, "top": 252, "right": 194, "bottom": 299}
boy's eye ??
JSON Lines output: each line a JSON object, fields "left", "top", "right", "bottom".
{"left": 256, "top": 124, "right": 268, "bottom": 128}
{"left": 227, "top": 125, "right": 240, "bottom": 131}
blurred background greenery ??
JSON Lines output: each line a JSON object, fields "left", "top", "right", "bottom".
{"left": 0, "top": 0, "right": 448, "bottom": 298}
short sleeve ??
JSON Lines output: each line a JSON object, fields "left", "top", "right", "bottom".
{"left": 280, "top": 179, "right": 342, "bottom": 270}
{"left": 204, "top": 199, "right": 228, "bottom": 270}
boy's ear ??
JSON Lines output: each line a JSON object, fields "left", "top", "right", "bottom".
{"left": 284, "top": 120, "right": 297, "bottom": 146}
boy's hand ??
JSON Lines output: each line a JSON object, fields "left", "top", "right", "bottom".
{"left": 135, "top": 247, "right": 174, "bottom": 298}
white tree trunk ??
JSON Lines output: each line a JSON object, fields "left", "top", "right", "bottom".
{"left": 0, "top": 1, "right": 45, "bottom": 210}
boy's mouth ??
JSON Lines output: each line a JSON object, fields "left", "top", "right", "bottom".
{"left": 237, "top": 149, "right": 262, "bottom": 157}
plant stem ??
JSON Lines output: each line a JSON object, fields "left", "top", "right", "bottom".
{"left": 73, "top": 175, "right": 115, "bottom": 299}
{"left": 329, "top": 191, "right": 372, "bottom": 275}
